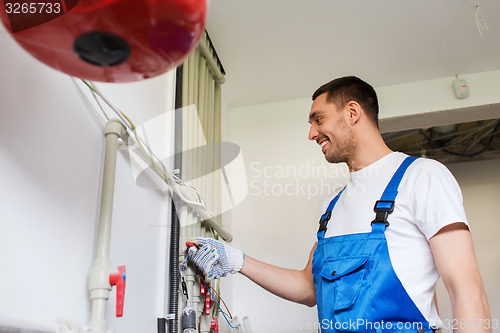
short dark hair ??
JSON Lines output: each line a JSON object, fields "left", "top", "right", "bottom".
{"left": 312, "top": 76, "right": 379, "bottom": 127}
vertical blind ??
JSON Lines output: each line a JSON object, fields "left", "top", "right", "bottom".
{"left": 177, "top": 31, "right": 227, "bottom": 333}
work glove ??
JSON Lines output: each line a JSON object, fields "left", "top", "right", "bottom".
{"left": 187, "top": 237, "right": 245, "bottom": 279}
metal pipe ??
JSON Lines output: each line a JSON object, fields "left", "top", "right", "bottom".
{"left": 88, "top": 119, "right": 126, "bottom": 333}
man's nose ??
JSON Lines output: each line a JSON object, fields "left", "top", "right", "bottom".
{"left": 308, "top": 125, "right": 318, "bottom": 141}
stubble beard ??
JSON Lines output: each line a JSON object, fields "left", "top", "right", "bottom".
{"left": 324, "top": 121, "right": 356, "bottom": 165}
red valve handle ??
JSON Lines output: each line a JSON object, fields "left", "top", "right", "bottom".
{"left": 210, "top": 317, "right": 219, "bottom": 333}
{"left": 186, "top": 241, "right": 198, "bottom": 259}
{"left": 200, "top": 280, "right": 205, "bottom": 295}
{"left": 109, "top": 265, "right": 126, "bottom": 317}
{"left": 205, "top": 291, "right": 211, "bottom": 315}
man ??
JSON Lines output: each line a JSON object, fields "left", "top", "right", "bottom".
{"left": 188, "top": 76, "right": 491, "bottom": 332}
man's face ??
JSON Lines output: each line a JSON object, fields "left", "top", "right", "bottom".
{"left": 308, "top": 93, "right": 356, "bottom": 164}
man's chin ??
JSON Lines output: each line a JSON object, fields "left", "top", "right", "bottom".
{"left": 325, "top": 154, "right": 338, "bottom": 164}
{"left": 325, "top": 152, "right": 346, "bottom": 164}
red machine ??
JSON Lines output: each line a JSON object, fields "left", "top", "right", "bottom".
{"left": 0, "top": 0, "right": 207, "bottom": 82}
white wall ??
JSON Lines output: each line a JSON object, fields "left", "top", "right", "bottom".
{"left": 227, "top": 83, "right": 500, "bottom": 332}
{"left": 0, "top": 29, "right": 176, "bottom": 333}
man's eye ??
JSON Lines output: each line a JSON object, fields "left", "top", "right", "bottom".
{"left": 316, "top": 118, "right": 322, "bottom": 123}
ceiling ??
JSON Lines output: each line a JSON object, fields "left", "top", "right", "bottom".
{"left": 383, "top": 118, "right": 500, "bottom": 164}
{"left": 205, "top": 0, "right": 500, "bottom": 108}
{"left": 2, "top": 1, "right": 499, "bottom": 163}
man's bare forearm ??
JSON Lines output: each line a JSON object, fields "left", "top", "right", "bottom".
{"left": 239, "top": 245, "right": 317, "bottom": 307}
{"left": 449, "top": 282, "right": 491, "bottom": 332}
{"left": 430, "top": 223, "right": 492, "bottom": 333}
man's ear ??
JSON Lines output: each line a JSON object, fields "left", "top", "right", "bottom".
{"left": 346, "top": 101, "right": 362, "bottom": 125}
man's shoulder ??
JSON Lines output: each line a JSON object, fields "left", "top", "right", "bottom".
{"left": 386, "top": 153, "right": 458, "bottom": 194}
{"left": 407, "top": 155, "right": 452, "bottom": 177}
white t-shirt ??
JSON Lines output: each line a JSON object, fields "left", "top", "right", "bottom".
{"left": 322, "top": 152, "right": 468, "bottom": 329}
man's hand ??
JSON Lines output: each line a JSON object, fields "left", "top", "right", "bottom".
{"left": 187, "top": 237, "right": 245, "bottom": 279}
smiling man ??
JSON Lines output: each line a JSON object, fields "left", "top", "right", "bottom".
{"left": 188, "top": 76, "right": 491, "bottom": 333}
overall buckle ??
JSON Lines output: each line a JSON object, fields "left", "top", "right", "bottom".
{"left": 318, "top": 211, "right": 332, "bottom": 232}
{"left": 370, "top": 200, "right": 394, "bottom": 227}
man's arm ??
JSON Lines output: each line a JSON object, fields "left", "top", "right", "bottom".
{"left": 429, "top": 222, "right": 491, "bottom": 333}
{"left": 239, "top": 243, "right": 317, "bottom": 307}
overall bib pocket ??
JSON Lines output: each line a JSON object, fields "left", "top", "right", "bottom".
{"left": 319, "top": 255, "right": 369, "bottom": 312}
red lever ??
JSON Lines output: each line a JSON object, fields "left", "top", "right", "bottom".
{"left": 109, "top": 265, "right": 126, "bottom": 317}
{"left": 210, "top": 317, "right": 219, "bottom": 333}
{"left": 205, "top": 290, "right": 211, "bottom": 315}
{"left": 200, "top": 281, "right": 205, "bottom": 295}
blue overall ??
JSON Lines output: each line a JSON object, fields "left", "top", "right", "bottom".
{"left": 312, "top": 157, "right": 434, "bottom": 333}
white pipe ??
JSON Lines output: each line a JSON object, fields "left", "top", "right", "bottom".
{"left": 88, "top": 119, "right": 126, "bottom": 333}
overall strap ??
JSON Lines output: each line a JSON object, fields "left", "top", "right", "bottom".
{"left": 371, "top": 156, "right": 418, "bottom": 232}
{"left": 317, "top": 187, "right": 346, "bottom": 236}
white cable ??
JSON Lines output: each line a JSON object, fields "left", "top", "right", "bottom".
{"left": 71, "top": 78, "right": 106, "bottom": 130}
{"left": 91, "top": 89, "right": 110, "bottom": 121}
{"left": 475, "top": 5, "right": 489, "bottom": 37}
{"left": 83, "top": 81, "right": 207, "bottom": 207}
{"left": 124, "top": 124, "right": 209, "bottom": 209}
{"left": 79, "top": 80, "right": 214, "bottom": 214}
{"left": 89, "top": 82, "right": 134, "bottom": 131}
{"left": 130, "top": 130, "right": 208, "bottom": 209}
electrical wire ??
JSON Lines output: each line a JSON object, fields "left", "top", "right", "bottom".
{"left": 78, "top": 79, "right": 211, "bottom": 211}
{"left": 419, "top": 120, "right": 500, "bottom": 157}
{"left": 435, "top": 120, "right": 497, "bottom": 148}
{"left": 71, "top": 78, "right": 106, "bottom": 129}
{"left": 192, "top": 266, "right": 234, "bottom": 326}
{"left": 90, "top": 89, "right": 110, "bottom": 121}
{"left": 77, "top": 79, "right": 200, "bottom": 210}
{"left": 206, "top": 282, "right": 232, "bottom": 319}
{"left": 202, "top": 280, "right": 238, "bottom": 329}
{"left": 83, "top": 80, "right": 134, "bottom": 130}
{"left": 475, "top": 5, "right": 489, "bottom": 37}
